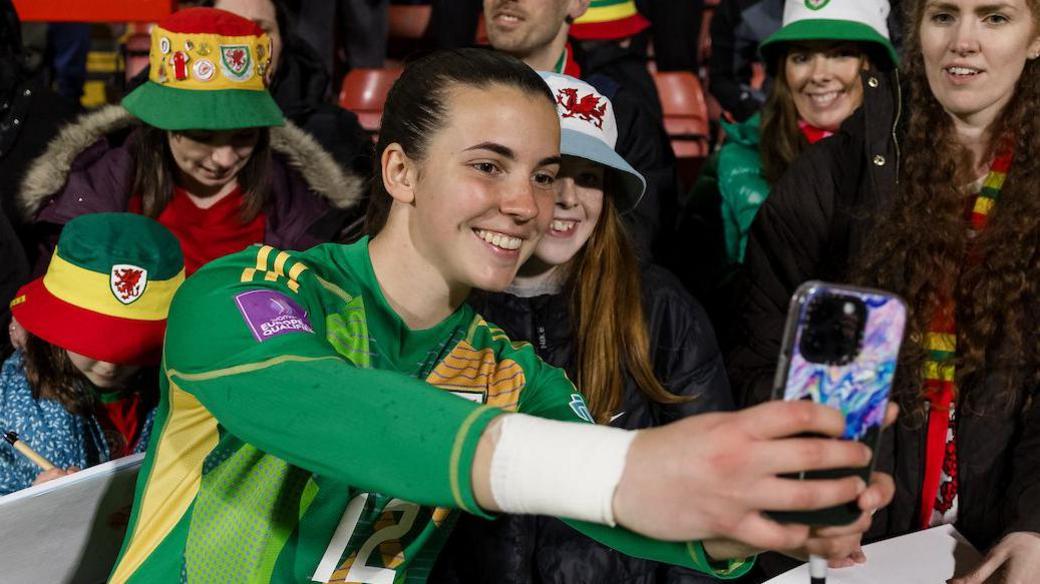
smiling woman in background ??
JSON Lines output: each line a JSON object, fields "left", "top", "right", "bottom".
{"left": 17, "top": 8, "right": 363, "bottom": 275}
{"left": 687, "top": 0, "right": 898, "bottom": 266}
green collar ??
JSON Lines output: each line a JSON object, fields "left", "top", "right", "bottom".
{"left": 341, "top": 237, "right": 473, "bottom": 367}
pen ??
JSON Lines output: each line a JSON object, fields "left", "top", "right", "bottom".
{"left": 3, "top": 431, "right": 56, "bottom": 471}
{"left": 809, "top": 554, "right": 827, "bottom": 584}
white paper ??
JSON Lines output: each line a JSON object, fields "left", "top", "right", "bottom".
{"left": 764, "top": 524, "right": 984, "bottom": 584}
{"left": 0, "top": 453, "right": 144, "bottom": 584}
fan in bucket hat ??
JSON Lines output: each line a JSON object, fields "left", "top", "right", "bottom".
{"left": 122, "top": 7, "right": 283, "bottom": 130}
{"left": 760, "top": 0, "right": 899, "bottom": 72}
{"left": 570, "top": 0, "right": 651, "bottom": 41}
{"left": 539, "top": 71, "right": 645, "bottom": 213}
{"left": 10, "top": 214, "right": 185, "bottom": 366}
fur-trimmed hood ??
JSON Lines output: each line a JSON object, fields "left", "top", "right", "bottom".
{"left": 17, "top": 105, "right": 364, "bottom": 222}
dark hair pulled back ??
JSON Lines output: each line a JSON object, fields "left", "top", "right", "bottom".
{"left": 364, "top": 48, "right": 555, "bottom": 234}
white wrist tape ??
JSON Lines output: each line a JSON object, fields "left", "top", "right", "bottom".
{"left": 489, "top": 413, "right": 636, "bottom": 526}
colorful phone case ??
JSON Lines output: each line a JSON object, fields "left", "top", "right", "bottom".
{"left": 769, "top": 281, "right": 907, "bottom": 526}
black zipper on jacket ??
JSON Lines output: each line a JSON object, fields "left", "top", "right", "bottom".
{"left": 891, "top": 69, "right": 903, "bottom": 184}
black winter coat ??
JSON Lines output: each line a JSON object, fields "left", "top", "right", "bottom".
{"left": 431, "top": 264, "right": 733, "bottom": 584}
{"left": 727, "top": 68, "right": 1040, "bottom": 578}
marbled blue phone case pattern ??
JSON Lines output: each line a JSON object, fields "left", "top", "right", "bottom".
{"left": 786, "top": 291, "right": 906, "bottom": 440}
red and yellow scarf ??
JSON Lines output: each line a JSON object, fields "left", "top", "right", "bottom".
{"left": 919, "top": 141, "right": 1013, "bottom": 529}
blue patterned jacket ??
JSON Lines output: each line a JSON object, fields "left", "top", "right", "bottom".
{"left": 0, "top": 352, "right": 154, "bottom": 495}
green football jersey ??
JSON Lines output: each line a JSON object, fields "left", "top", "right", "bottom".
{"left": 110, "top": 238, "right": 751, "bottom": 583}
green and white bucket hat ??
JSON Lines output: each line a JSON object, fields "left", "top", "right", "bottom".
{"left": 760, "top": 0, "right": 899, "bottom": 71}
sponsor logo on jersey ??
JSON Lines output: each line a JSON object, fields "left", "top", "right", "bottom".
{"left": 234, "top": 289, "right": 313, "bottom": 342}
{"left": 111, "top": 264, "right": 148, "bottom": 304}
{"left": 569, "top": 393, "right": 594, "bottom": 423}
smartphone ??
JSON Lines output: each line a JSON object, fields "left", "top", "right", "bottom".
{"left": 768, "top": 281, "right": 907, "bottom": 526}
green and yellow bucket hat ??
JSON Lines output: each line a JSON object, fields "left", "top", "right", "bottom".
{"left": 122, "top": 7, "right": 284, "bottom": 130}
{"left": 11, "top": 214, "right": 185, "bottom": 365}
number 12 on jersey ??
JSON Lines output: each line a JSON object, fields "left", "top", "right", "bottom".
{"left": 312, "top": 494, "right": 420, "bottom": 584}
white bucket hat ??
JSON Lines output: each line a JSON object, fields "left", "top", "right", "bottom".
{"left": 538, "top": 71, "right": 646, "bottom": 213}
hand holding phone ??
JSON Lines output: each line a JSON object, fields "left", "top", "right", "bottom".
{"left": 769, "top": 281, "right": 907, "bottom": 526}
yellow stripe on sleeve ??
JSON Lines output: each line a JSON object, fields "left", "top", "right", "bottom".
{"left": 449, "top": 405, "right": 496, "bottom": 514}
{"left": 288, "top": 262, "right": 309, "bottom": 282}
{"left": 272, "top": 251, "right": 291, "bottom": 277}
{"left": 255, "top": 245, "right": 275, "bottom": 271}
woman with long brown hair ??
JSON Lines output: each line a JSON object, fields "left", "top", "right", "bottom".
{"left": 731, "top": 0, "right": 1040, "bottom": 579}
{"left": 434, "top": 72, "right": 733, "bottom": 584}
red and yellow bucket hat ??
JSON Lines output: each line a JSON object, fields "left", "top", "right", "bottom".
{"left": 122, "top": 7, "right": 284, "bottom": 130}
{"left": 570, "top": 0, "right": 650, "bottom": 41}
{"left": 11, "top": 214, "right": 185, "bottom": 365}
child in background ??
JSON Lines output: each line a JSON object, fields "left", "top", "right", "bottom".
{"left": 0, "top": 213, "right": 184, "bottom": 494}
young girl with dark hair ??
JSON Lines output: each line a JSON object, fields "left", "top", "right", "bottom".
{"left": 0, "top": 213, "right": 183, "bottom": 494}
{"left": 17, "top": 8, "right": 364, "bottom": 275}
{"left": 732, "top": 0, "right": 1040, "bottom": 579}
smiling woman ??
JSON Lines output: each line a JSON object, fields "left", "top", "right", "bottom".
{"left": 18, "top": 7, "right": 364, "bottom": 275}
{"left": 363, "top": 50, "right": 563, "bottom": 301}
{"left": 687, "top": 0, "right": 898, "bottom": 266}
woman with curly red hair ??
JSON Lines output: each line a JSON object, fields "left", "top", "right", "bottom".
{"left": 731, "top": 0, "right": 1040, "bottom": 580}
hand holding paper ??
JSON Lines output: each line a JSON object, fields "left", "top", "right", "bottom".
{"left": 765, "top": 525, "right": 984, "bottom": 584}
{"left": 949, "top": 531, "right": 1040, "bottom": 584}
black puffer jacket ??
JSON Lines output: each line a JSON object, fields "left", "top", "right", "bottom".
{"left": 431, "top": 264, "right": 733, "bottom": 584}
{"left": 727, "top": 68, "right": 1040, "bottom": 578}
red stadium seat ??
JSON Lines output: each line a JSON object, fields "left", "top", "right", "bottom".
{"left": 338, "top": 68, "right": 404, "bottom": 138}
{"left": 652, "top": 71, "right": 711, "bottom": 189}
{"left": 653, "top": 71, "right": 710, "bottom": 149}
